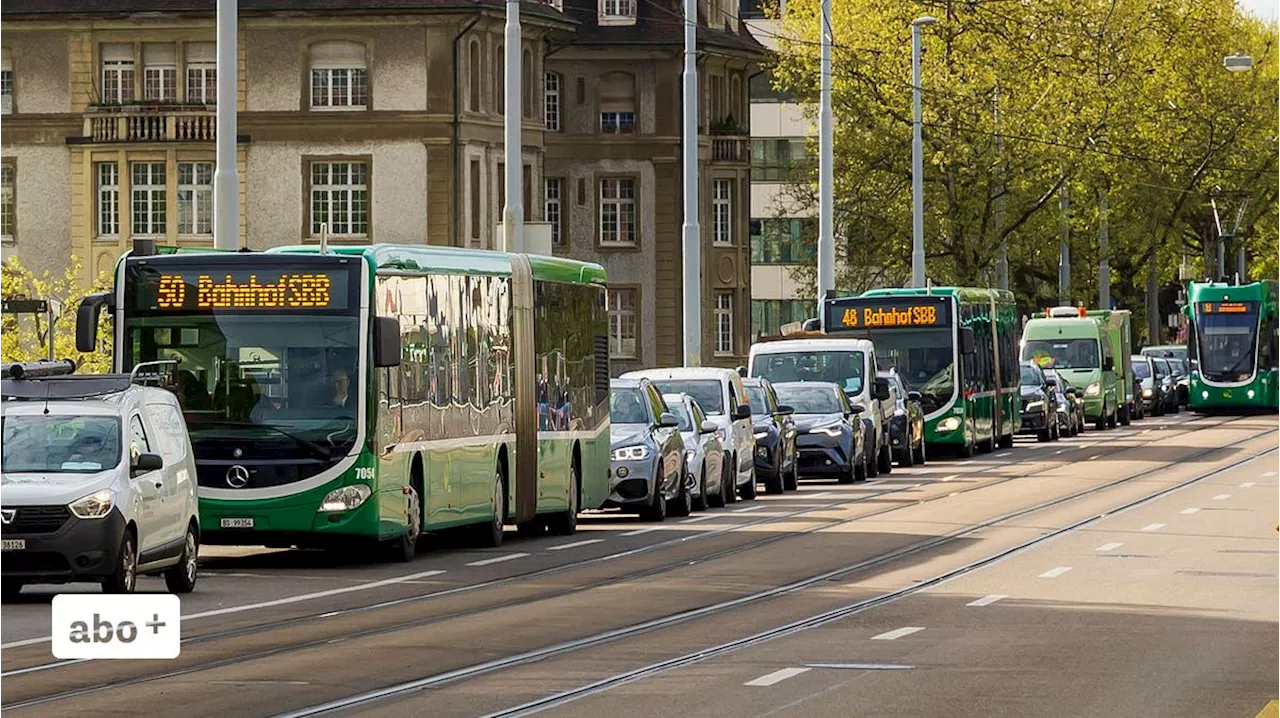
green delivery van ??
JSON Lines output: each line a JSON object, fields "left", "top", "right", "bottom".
{"left": 1086, "top": 309, "right": 1136, "bottom": 425}
{"left": 1021, "top": 306, "right": 1120, "bottom": 429}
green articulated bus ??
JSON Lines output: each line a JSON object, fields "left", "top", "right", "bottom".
{"left": 77, "top": 244, "right": 612, "bottom": 560}
{"left": 1185, "top": 280, "right": 1279, "bottom": 412}
{"left": 823, "top": 287, "right": 1020, "bottom": 457}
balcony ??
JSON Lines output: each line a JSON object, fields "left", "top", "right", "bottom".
{"left": 84, "top": 106, "right": 216, "bottom": 143}
{"left": 711, "top": 137, "right": 749, "bottom": 163}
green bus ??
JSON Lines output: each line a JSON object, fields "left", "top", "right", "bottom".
{"left": 823, "top": 287, "right": 1020, "bottom": 457}
{"left": 77, "top": 244, "right": 612, "bottom": 561}
{"left": 1185, "top": 280, "right": 1279, "bottom": 412}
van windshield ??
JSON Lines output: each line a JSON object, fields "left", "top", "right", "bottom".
{"left": 753, "top": 351, "right": 865, "bottom": 395}
{"left": 2, "top": 415, "right": 124, "bottom": 473}
{"left": 1132, "top": 360, "right": 1150, "bottom": 379}
{"left": 648, "top": 380, "right": 724, "bottom": 415}
{"left": 1023, "top": 339, "right": 1100, "bottom": 370}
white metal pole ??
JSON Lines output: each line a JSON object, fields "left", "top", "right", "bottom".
{"left": 1098, "top": 189, "right": 1109, "bottom": 308}
{"left": 502, "top": 0, "right": 524, "bottom": 253}
{"left": 817, "top": 0, "right": 834, "bottom": 316}
{"left": 910, "top": 17, "right": 934, "bottom": 288}
{"left": 993, "top": 85, "right": 1007, "bottom": 291}
{"left": 1058, "top": 183, "right": 1070, "bottom": 303}
{"left": 681, "top": 0, "right": 701, "bottom": 366}
{"left": 213, "top": 0, "right": 239, "bottom": 250}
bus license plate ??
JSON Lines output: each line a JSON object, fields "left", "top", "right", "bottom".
{"left": 1, "top": 539, "right": 25, "bottom": 551}
{"left": 220, "top": 518, "right": 254, "bottom": 529}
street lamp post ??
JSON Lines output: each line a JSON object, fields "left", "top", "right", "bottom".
{"left": 910, "top": 16, "right": 935, "bottom": 288}
{"left": 1223, "top": 52, "right": 1253, "bottom": 282}
{"left": 213, "top": 0, "right": 239, "bottom": 250}
{"left": 816, "top": 0, "right": 834, "bottom": 320}
{"left": 681, "top": 0, "right": 700, "bottom": 366}
{"left": 501, "top": 0, "right": 523, "bottom": 254}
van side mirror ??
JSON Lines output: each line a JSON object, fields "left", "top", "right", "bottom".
{"left": 735, "top": 403, "right": 752, "bottom": 420}
{"left": 959, "top": 327, "right": 976, "bottom": 355}
{"left": 76, "top": 292, "right": 113, "bottom": 353}
{"left": 132, "top": 452, "right": 163, "bottom": 474}
{"left": 873, "top": 377, "right": 891, "bottom": 401}
{"left": 374, "top": 316, "right": 401, "bottom": 368}
{"left": 700, "top": 420, "right": 717, "bottom": 434}
{"left": 658, "top": 412, "right": 680, "bottom": 428}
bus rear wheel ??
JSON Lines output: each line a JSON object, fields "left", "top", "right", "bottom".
{"left": 474, "top": 472, "right": 507, "bottom": 547}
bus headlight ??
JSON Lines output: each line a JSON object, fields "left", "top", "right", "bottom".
{"left": 319, "top": 484, "right": 371, "bottom": 512}
{"left": 69, "top": 489, "right": 115, "bottom": 519}
{"left": 1084, "top": 382, "right": 1101, "bottom": 397}
{"left": 937, "top": 416, "right": 962, "bottom": 432}
{"left": 1202, "top": 390, "right": 1209, "bottom": 400}
{"left": 1247, "top": 389, "right": 1255, "bottom": 399}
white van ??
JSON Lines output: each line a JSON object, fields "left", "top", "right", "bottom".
{"left": 748, "top": 338, "right": 896, "bottom": 477}
{"left": 620, "top": 367, "right": 758, "bottom": 500}
{"left": 1, "top": 361, "right": 200, "bottom": 598}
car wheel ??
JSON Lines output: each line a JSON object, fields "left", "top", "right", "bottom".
{"left": 784, "top": 460, "right": 799, "bottom": 491}
{"left": 164, "top": 522, "right": 200, "bottom": 593}
{"left": 878, "top": 441, "right": 893, "bottom": 474}
{"left": 764, "top": 457, "right": 784, "bottom": 495}
{"left": 739, "top": 461, "right": 758, "bottom": 501}
{"left": 865, "top": 434, "right": 880, "bottom": 478}
{"left": 1037, "top": 427, "right": 1051, "bottom": 442}
{"left": 668, "top": 461, "right": 692, "bottom": 518}
{"left": 722, "top": 455, "right": 738, "bottom": 504}
{"left": 546, "top": 460, "right": 579, "bottom": 536}
{"left": 639, "top": 479, "right": 667, "bottom": 522}
{"left": 707, "top": 462, "right": 727, "bottom": 508}
{"left": 102, "top": 531, "right": 137, "bottom": 594}
{"left": 853, "top": 451, "right": 867, "bottom": 482}
{"left": 692, "top": 461, "right": 710, "bottom": 511}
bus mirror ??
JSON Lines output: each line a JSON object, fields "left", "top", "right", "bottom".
{"left": 959, "top": 327, "right": 976, "bottom": 355}
{"left": 76, "top": 292, "right": 112, "bottom": 353}
{"left": 374, "top": 316, "right": 402, "bottom": 368}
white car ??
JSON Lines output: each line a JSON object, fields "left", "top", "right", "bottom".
{"left": 1, "top": 361, "right": 200, "bottom": 598}
{"left": 621, "top": 368, "right": 758, "bottom": 500}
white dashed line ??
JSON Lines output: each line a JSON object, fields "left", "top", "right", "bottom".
{"left": 1055, "top": 449, "right": 1067, "bottom": 455}
{"left": 803, "top": 492, "right": 836, "bottom": 499}
{"left": 1240, "top": 482, "right": 1256, "bottom": 488}
{"left": 1263, "top": 471, "right": 1277, "bottom": 477}
{"left": 619, "top": 527, "right": 661, "bottom": 537}
{"left": 1039, "top": 566, "right": 1073, "bottom": 578}
{"left": 547, "top": 539, "right": 604, "bottom": 551}
{"left": 744, "top": 667, "right": 811, "bottom": 686}
{"left": 680, "top": 515, "right": 718, "bottom": 524}
{"left": 1089, "top": 455, "right": 1100, "bottom": 461}
{"left": 1213, "top": 494, "right": 1231, "bottom": 501}
{"left": 466, "top": 553, "right": 529, "bottom": 567}
{"left": 996, "top": 452, "right": 1012, "bottom": 458}
{"left": 732, "top": 505, "right": 765, "bottom": 513}
{"left": 1180, "top": 507, "right": 1200, "bottom": 515}
{"left": 941, "top": 474, "right": 961, "bottom": 482}
{"left": 1079, "top": 443, "right": 1096, "bottom": 449}
{"left": 1095, "top": 542, "right": 1124, "bottom": 552}
{"left": 872, "top": 626, "right": 926, "bottom": 640}
{"left": 966, "top": 594, "right": 1007, "bottom": 607}
{"left": 1141, "top": 523, "right": 1166, "bottom": 532}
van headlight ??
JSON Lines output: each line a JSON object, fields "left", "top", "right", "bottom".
{"left": 937, "top": 416, "right": 962, "bottom": 432}
{"left": 612, "top": 445, "right": 650, "bottom": 461}
{"left": 1142, "top": 388, "right": 1153, "bottom": 398}
{"left": 1085, "top": 382, "right": 1101, "bottom": 397}
{"left": 319, "top": 484, "right": 372, "bottom": 512}
{"left": 69, "top": 489, "right": 115, "bottom": 519}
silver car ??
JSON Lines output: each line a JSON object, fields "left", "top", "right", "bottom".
{"left": 608, "top": 379, "right": 688, "bottom": 521}
{"left": 663, "top": 393, "right": 727, "bottom": 510}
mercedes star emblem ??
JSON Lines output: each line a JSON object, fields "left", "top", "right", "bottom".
{"left": 226, "top": 465, "right": 251, "bottom": 489}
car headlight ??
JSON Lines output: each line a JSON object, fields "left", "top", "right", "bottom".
{"left": 612, "top": 445, "right": 651, "bottom": 461}
{"left": 813, "top": 422, "right": 844, "bottom": 437}
{"left": 1085, "top": 382, "right": 1101, "bottom": 396}
{"left": 753, "top": 431, "right": 770, "bottom": 440}
{"left": 937, "top": 416, "right": 962, "bottom": 432}
{"left": 69, "top": 489, "right": 115, "bottom": 519}
{"left": 318, "top": 484, "right": 372, "bottom": 513}
{"left": 1025, "top": 400, "right": 1045, "bottom": 411}
{"left": 1142, "top": 388, "right": 1153, "bottom": 398}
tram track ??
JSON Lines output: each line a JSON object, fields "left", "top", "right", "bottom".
{"left": 0, "top": 414, "right": 1259, "bottom": 713}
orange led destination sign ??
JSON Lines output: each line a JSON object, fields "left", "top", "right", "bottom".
{"left": 825, "top": 297, "right": 950, "bottom": 331}
{"left": 1200, "top": 301, "right": 1255, "bottom": 314}
{"left": 137, "top": 267, "right": 351, "bottom": 312}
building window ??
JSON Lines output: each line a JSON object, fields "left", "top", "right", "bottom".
{"left": 752, "top": 299, "right": 812, "bottom": 339}
{"left": 751, "top": 218, "right": 817, "bottom": 264}
{"left": 0, "top": 164, "right": 14, "bottom": 241}
{"left": 97, "top": 162, "right": 120, "bottom": 238}
{"left": 750, "top": 137, "right": 815, "bottom": 182}
{"left": 600, "top": 0, "right": 636, "bottom": 20}
{"left": 101, "top": 44, "right": 135, "bottom": 105}
{"left": 469, "top": 158, "right": 481, "bottom": 241}
{"left": 178, "top": 162, "right": 214, "bottom": 235}
{"left": 599, "top": 72, "right": 636, "bottom": 133}
{"left": 544, "top": 72, "right": 561, "bottom": 131}
{"left": 310, "top": 161, "right": 369, "bottom": 236}
{"left": 545, "top": 178, "right": 563, "bottom": 245}
{"left": 608, "top": 288, "right": 637, "bottom": 359}
{"left": 186, "top": 42, "right": 216, "bottom": 104}
{"left": 142, "top": 43, "right": 177, "bottom": 103}
{"left": 310, "top": 41, "right": 368, "bottom": 110}
{"left": 1, "top": 48, "right": 12, "bottom": 115}
{"left": 713, "top": 179, "right": 733, "bottom": 245}
{"left": 131, "top": 162, "right": 166, "bottom": 236}
{"left": 599, "top": 178, "right": 636, "bottom": 247}
{"left": 521, "top": 48, "right": 533, "bottom": 119}
{"left": 494, "top": 44, "right": 504, "bottom": 114}
{"left": 715, "top": 292, "right": 734, "bottom": 356}
{"left": 468, "top": 40, "right": 481, "bottom": 113}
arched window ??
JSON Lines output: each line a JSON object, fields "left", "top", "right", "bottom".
{"left": 494, "top": 44, "right": 504, "bottom": 114}
{"left": 468, "top": 39, "right": 480, "bottom": 113}
{"left": 521, "top": 48, "right": 533, "bottom": 119}
{"left": 544, "top": 72, "right": 561, "bottom": 131}
{"left": 309, "top": 40, "right": 368, "bottom": 109}
{"left": 598, "top": 71, "right": 635, "bottom": 133}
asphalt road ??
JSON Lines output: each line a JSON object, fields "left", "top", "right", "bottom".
{"left": 2, "top": 411, "right": 1275, "bottom": 718}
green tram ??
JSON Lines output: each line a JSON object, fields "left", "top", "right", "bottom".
{"left": 77, "top": 244, "right": 611, "bottom": 560}
{"left": 823, "top": 287, "right": 1020, "bottom": 457}
{"left": 1185, "top": 280, "right": 1279, "bottom": 412}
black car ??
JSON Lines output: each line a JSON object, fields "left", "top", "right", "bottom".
{"left": 1019, "top": 362, "right": 1060, "bottom": 442}
{"left": 772, "top": 381, "right": 866, "bottom": 484}
{"left": 879, "top": 371, "right": 925, "bottom": 467}
{"left": 1151, "top": 357, "right": 1180, "bottom": 414}
{"left": 742, "top": 377, "right": 798, "bottom": 494}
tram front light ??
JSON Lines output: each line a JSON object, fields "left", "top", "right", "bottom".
{"left": 318, "top": 484, "right": 371, "bottom": 512}
{"left": 1202, "top": 390, "right": 1209, "bottom": 400}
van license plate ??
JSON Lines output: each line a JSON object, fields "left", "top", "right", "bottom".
{"left": 1, "top": 539, "right": 25, "bottom": 551}
{"left": 220, "top": 518, "right": 254, "bottom": 529}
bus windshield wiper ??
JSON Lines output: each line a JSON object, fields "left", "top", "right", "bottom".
{"left": 187, "top": 419, "right": 335, "bottom": 461}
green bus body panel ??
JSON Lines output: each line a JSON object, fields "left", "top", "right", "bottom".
{"left": 123, "top": 244, "right": 610, "bottom": 545}
{"left": 1186, "top": 280, "right": 1280, "bottom": 412}
{"left": 1022, "top": 316, "right": 1118, "bottom": 422}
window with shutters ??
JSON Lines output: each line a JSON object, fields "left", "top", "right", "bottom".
{"left": 186, "top": 42, "right": 216, "bottom": 104}
{"left": 97, "top": 162, "right": 120, "bottom": 238}
{"left": 309, "top": 161, "right": 369, "bottom": 236}
{"left": 599, "top": 72, "right": 635, "bottom": 133}
{"left": 715, "top": 292, "right": 734, "bottom": 356}
{"left": 309, "top": 41, "right": 368, "bottom": 109}
{"left": 1, "top": 163, "right": 14, "bottom": 241}
{"left": 599, "top": 177, "right": 636, "bottom": 247}
{"left": 1, "top": 48, "right": 12, "bottom": 115}
{"left": 178, "top": 162, "right": 214, "bottom": 235}
{"left": 131, "top": 162, "right": 166, "bottom": 236}
{"left": 544, "top": 72, "right": 561, "bottom": 131}
{"left": 712, "top": 179, "right": 733, "bottom": 245}
{"left": 101, "top": 44, "right": 135, "bottom": 105}
{"left": 143, "top": 43, "right": 177, "bottom": 103}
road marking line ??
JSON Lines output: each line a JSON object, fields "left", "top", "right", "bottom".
{"left": 547, "top": 539, "right": 604, "bottom": 551}
{"left": 733, "top": 505, "right": 766, "bottom": 513}
{"left": 1039, "top": 566, "right": 1072, "bottom": 578}
{"left": 619, "top": 527, "right": 661, "bottom": 537}
{"left": 1055, "top": 449, "right": 1067, "bottom": 455}
{"left": 466, "top": 553, "right": 528, "bottom": 567}
{"left": 871, "top": 626, "right": 925, "bottom": 640}
{"left": 1263, "top": 471, "right": 1277, "bottom": 477}
{"left": 744, "top": 667, "right": 810, "bottom": 686}
{"left": 996, "top": 452, "right": 1012, "bottom": 458}
{"left": 1213, "top": 493, "right": 1231, "bottom": 500}
{"left": 1141, "top": 523, "right": 1166, "bottom": 532}
{"left": 1089, "top": 455, "right": 1100, "bottom": 461}
{"left": 1241, "top": 482, "right": 1257, "bottom": 488}
{"left": 1079, "top": 442, "right": 1096, "bottom": 449}
{"left": 1180, "top": 507, "right": 1200, "bottom": 515}
{"left": 802, "top": 492, "right": 835, "bottom": 499}
{"left": 804, "top": 663, "right": 914, "bottom": 670}
{"left": 1095, "top": 542, "right": 1124, "bottom": 552}
{"left": 966, "top": 594, "right": 1007, "bottom": 607}
{"left": 680, "top": 515, "right": 718, "bottom": 524}
{"left": 941, "top": 474, "right": 960, "bottom": 482}
{"left": 1253, "top": 699, "right": 1277, "bottom": 718}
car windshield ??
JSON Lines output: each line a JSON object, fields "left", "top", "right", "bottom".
{"left": 648, "top": 380, "right": 724, "bottom": 415}
{"left": 1131, "top": 360, "right": 1151, "bottom": 379}
{"left": 754, "top": 351, "right": 865, "bottom": 395}
{"left": 610, "top": 388, "right": 650, "bottom": 424}
{"left": 2, "top": 415, "right": 123, "bottom": 473}
{"left": 1019, "top": 366, "right": 1042, "bottom": 386}
{"left": 774, "top": 385, "right": 843, "bottom": 414}
{"left": 1023, "top": 339, "right": 1100, "bottom": 369}
{"left": 744, "top": 386, "right": 770, "bottom": 414}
